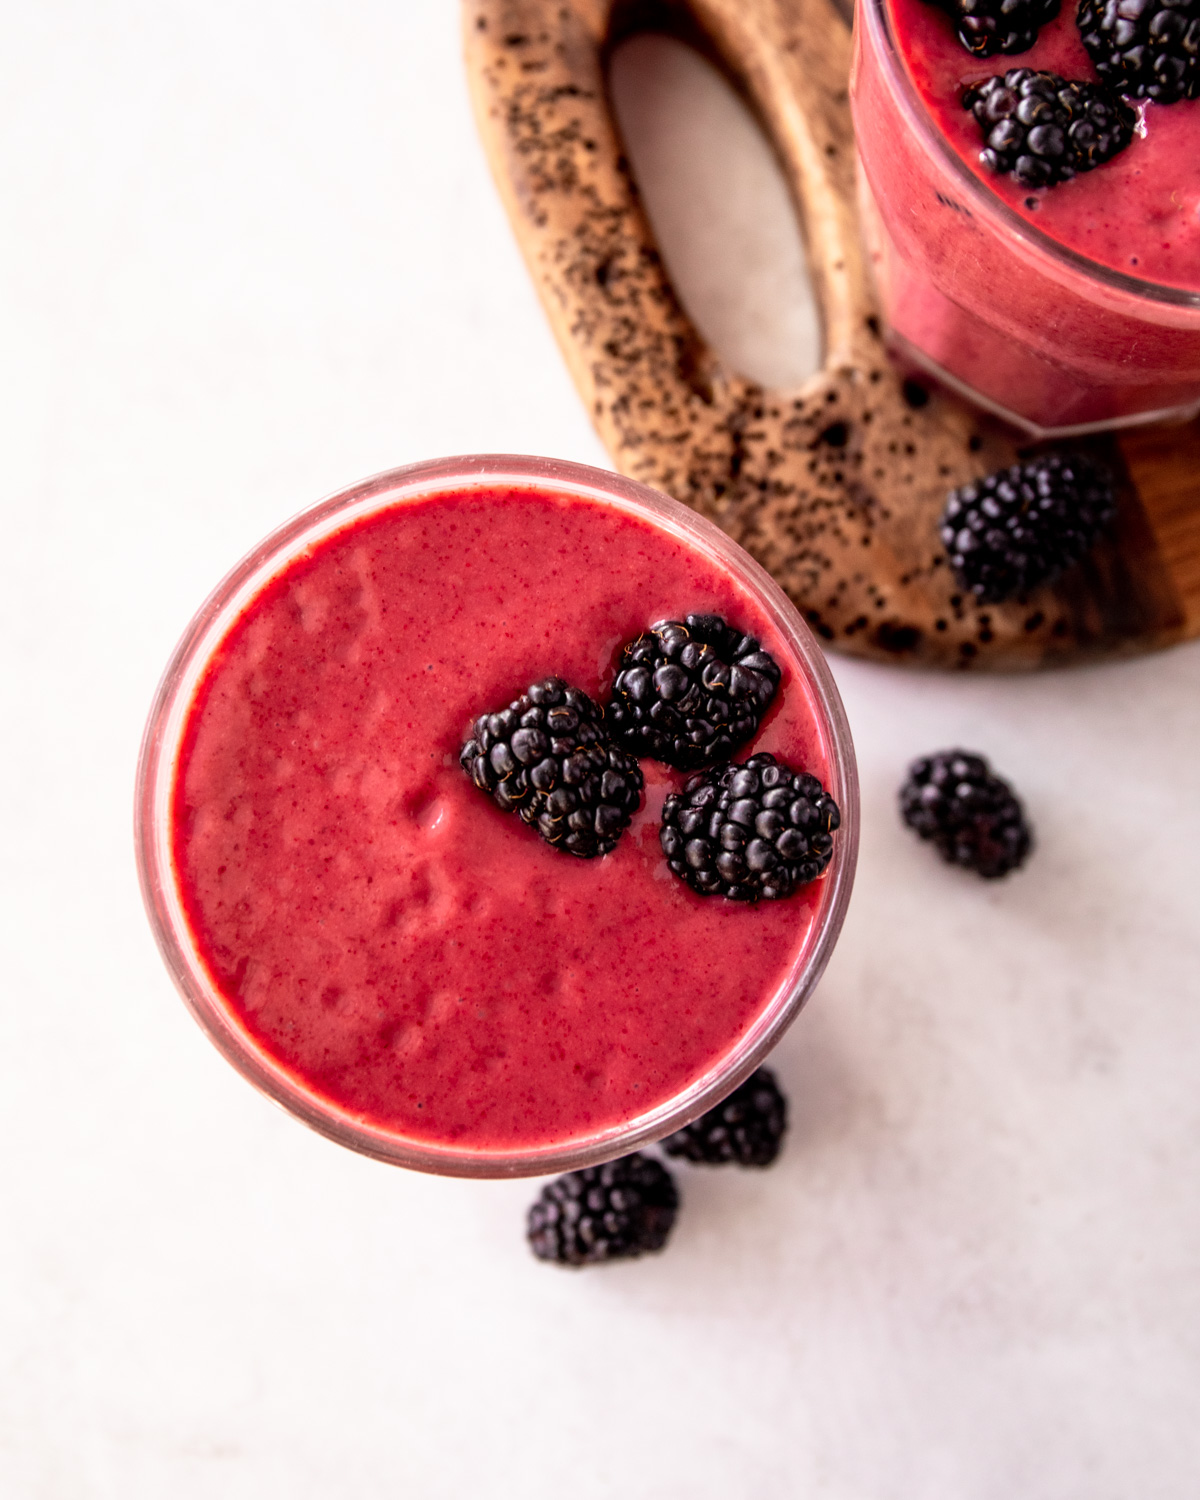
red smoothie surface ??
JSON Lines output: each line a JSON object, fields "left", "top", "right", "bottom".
{"left": 890, "top": 0, "right": 1200, "bottom": 290}
{"left": 171, "top": 485, "right": 835, "bottom": 1155}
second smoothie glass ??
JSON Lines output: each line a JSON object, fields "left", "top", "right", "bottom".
{"left": 850, "top": 0, "right": 1200, "bottom": 437}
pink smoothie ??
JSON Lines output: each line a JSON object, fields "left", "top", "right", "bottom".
{"left": 891, "top": 0, "right": 1200, "bottom": 288}
{"left": 168, "top": 482, "right": 837, "bottom": 1157}
{"left": 850, "top": 0, "right": 1200, "bottom": 432}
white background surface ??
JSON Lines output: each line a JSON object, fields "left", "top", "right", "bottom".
{"left": 4, "top": 5, "right": 1200, "bottom": 1496}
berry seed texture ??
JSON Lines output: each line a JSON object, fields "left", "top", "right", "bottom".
{"left": 962, "top": 69, "right": 1136, "bottom": 188}
{"left": 900, "top": 750, "right": 1033, "bottom": 879}
{"left": 662, "top": 1067, "right": 789, "bottom": 1166}
{"left": 460, "top": 676, "right": 644, "bottom": 858}
{"left": 923, "top": 0, "right": 1061, "bottom": 56}
{"left": 660, "top": 751, "right": 840, "bottom": 902}
{"left": 940, "top": 453, "right": 1117, "bottom": 603}
{"left": 606, "top": 613, "right": 781, "bottom": 771}
{"left": 526, "top": 1153, "right": 680, "bottom": 1266}
{"left": 1078, "top": 0, "right": 1200, "bottom": 103}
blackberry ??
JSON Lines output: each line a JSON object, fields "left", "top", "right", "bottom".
{"left": 606, "top": 614, "right": 781, "bottom": 770}
{"left": 962, "top": 69, "right": 1135, "bottom": 187}
{"left": 662, "top": 1067, "right": 788, "bottom": 1167}
{"left": 1078, "top": 0, "right": 1200, "bottom": 104}
{"left": 940, "top": 452, "right": 1116, "bottom": 603}
{"left": 660, "top": 751, "right": 840, "bottom": 902}
{"left": 900, "top": 750, "right": 1032, "bottom": 878}
{"left": 526, "top": 1153, "right": 679, "bottom": 1267}
{"left": 922, "top": 0, "right": 1060, "bottom": 56}
{"left": 460, "top": 676, "right": 643, "bottom": 858}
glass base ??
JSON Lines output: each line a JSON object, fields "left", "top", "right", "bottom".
{"left": 889, "top": 328, "right": 1200, "bottom": 441}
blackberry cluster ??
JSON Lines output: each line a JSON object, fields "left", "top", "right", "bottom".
{"left": 526, "top": 1153, "right": 679, "bottom": 1267}
{"left": 962, "top": 69, "right": 1135, "bottom": 187}
{"left": 1078, "top": 0, "right": 1200, "bottom": 103}
{"left": 923, "top": 0, "right": 1060, "bottom": 56}
{"left": 900, "top": 750, "right": 1032, "bottom": 879}
{"left": 940, "top": 452, "right": 1116, "bottom": 603}
{"left": 662, "top": 1068, "right": 788, "bottom": 1167}
{"left": 460, "top": 677, "right": 643, "bottom": 858}
{"left": 660, "top": 751, "right": 840, "bottom": 902}
{"left": 606, "top": 614, "right": 781, "bottom": 771}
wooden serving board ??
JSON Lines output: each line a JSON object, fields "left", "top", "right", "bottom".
{"left": 463, "top": 0, "right": 1200, "bottom": 669}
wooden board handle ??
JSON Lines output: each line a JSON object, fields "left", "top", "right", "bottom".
{"left": 464, "top": 0, "right": 1197, "bottom": 667}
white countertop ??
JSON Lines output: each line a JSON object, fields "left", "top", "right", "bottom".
{"left": 3, "top": 6, "right": 1199, "bottom": 1496}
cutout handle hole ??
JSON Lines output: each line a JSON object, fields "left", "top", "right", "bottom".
{"left": 609, "top": 32, "right": 821, "bottom": 389}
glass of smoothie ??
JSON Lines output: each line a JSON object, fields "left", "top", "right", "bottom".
{"left": 136, "top": 455, "right": 857, "bottom": 1178}
{"left": 850, "top": 0, "right": 1200, "bottom": 436}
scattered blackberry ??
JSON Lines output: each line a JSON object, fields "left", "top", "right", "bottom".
{"left": 606, "top": 614, "right": 781, "bottom": 771}
{"left": 900, "top": 750, "right": 1032, "bottom": 878}
{"left": 662, "top": 1067, "right": 788, "bottom": 1167}
{"left": 526, "top": 1153, "right": 679, "bottom": 1267}
{"left": 460, "top": 677, "right": 643, "bottom": 857}
{"left": 922, "top": 0, "right": 1060, "bottom": 56}
{"left": 940, "top": 452, "right": 1116, "bottom": 603}
{"left": 962, "top": 69, "right": 1135, "bottom": 187}
{"left": 1078, "top": 0, "right": 1200, "bottom": 104}
{"left": 660, "top": 751, "right": 840, "bottom": 902}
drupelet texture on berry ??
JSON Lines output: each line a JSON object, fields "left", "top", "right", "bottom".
{"left": 526, "top": 1154, "right": 680, "bottom": 1266}
{"left": 460, "top": 677, "right": 643, "bottom": 858}
{"left": 940, "top": 452, "right": 1116, "bottom": 603}
{"left": 606, "top": 614, "right": 781, "bottom": 770}
{"left": 900, "top": 750, "right": 1032, "bottom": 879}
{"left": 923, "top": 0, "right": 1060, "bottom": 56}
{"left": 1078, "top": 0, "right": 1200, "bottom": 104}
{"left": 962, "top": 69, "right": 1135, "bottom": 188}
{"left": 662, "top": 1068, "right": 788, "bottom": 1167}
{"left": 660, "top": 751, "right": 840, "bottom": 901}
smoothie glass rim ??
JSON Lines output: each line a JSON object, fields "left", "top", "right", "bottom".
{"left": 135, "top": 453, "right": 859, "bottom": 1179}
{"left": 857, "top": 0, "right": 1200, "bottom": 311}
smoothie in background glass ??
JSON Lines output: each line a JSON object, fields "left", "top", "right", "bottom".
{"left": 136, "top": 456, "right": 857, "bottom": 1178}
{"left": 850, "top": 0, "right": 1200, "bottom": 436}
